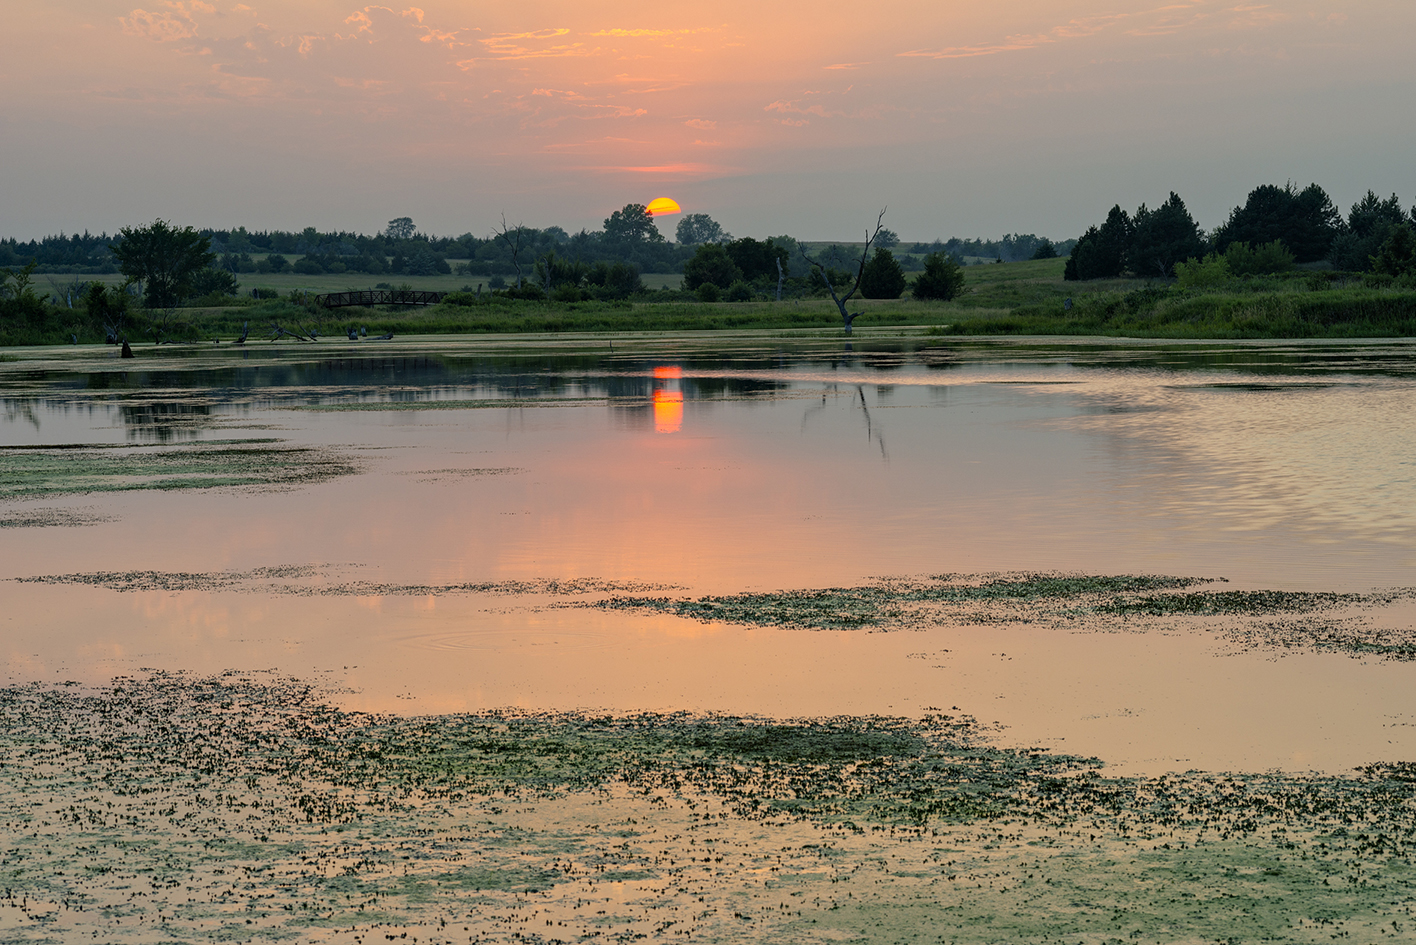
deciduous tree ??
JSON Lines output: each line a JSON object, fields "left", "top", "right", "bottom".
{"left": 682, "top": 243, "right": 742, "bottom": 291}
{"left": 675, "top": 213, "right": 729, "bottom": 245}
{"left": 385, "top": 217, "right": 416, "bottom": 241}
{"left": 603, "top": 204, "right": 664, "bottom": 245}
{"left": 110, "top": 220, "right": 216, "bottom": 309}
{"left": 800, "top": 208, "right": 888, "bottom": 333}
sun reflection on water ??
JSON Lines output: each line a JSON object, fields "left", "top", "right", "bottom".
{"left": 652, "top": 365, "right": 683, "bottom": 433}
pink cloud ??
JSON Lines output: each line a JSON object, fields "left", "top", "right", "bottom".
{"left": 121, "top": 7, "right": 199, "bottom": 42}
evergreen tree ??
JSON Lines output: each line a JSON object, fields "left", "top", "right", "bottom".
{"left": 859, "top": 248, "right": 906, "bottom": 299}
{"left": 1129, "top": 193, "right": 1204, "bottom": 278}
{"left": 912, "top": 252, "right": 966, "bottom": 300}
{"left": 1214, "top": 183, "right": 1341, "bottom": 264}
{"left": 1330, "top": 191, "right": 1408, "bottom": 271}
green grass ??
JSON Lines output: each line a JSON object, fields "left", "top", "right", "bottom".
{"left": 11, "top": 257, "right": 1416, "bottom": 344}
{"left": 942, "top": 281, "right": 1416, "bottom": 339}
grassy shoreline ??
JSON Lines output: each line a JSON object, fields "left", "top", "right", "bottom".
{"left": 13, "top": 258, "right": 1416, "bottom": 345}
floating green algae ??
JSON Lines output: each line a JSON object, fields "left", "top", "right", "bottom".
{"left": 9, "top": 566, "right": 679, "bottom": 597}
{"left": 0, "top": 506, "right": 115, "bottom": 528}
{"left": 3, "top": 674, "right": 1416, "bottom": 944}
{"left": 596, "top": 573, "right": 1219, "bottom": 631}
{"left": 0, "top": 439, "right": 358, "bottom": 500}
{"left": 592, "top": 572, "right": 1416, "bottom": 661}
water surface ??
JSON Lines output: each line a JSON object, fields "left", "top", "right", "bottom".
{"left": 4, "top": 334, "right": 1415, "bottom": 775}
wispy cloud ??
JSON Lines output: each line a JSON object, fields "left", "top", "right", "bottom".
{"left": 824, "top": 62, "right": 869, "bottom": 70}
{"left": 898, "top": 0, "right": 1222, "bottom": 59}
{"left": 593, "top": 162, "right": 733, "bottom": 177}
{"left": 476, "top": 28, "right": 594, "bottom": 61}
{"left": 587, "top": 27, "right": 713, "bottom": 39}
{"left": 764, "top": 99, "right": 841, "bottom": 119}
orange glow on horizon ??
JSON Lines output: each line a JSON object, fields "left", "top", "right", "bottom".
{"left": 646, "top": 197, "right": 681, "bottom": 216}
{"left": 653, "top": 365, "right": 683, "bottom": 379}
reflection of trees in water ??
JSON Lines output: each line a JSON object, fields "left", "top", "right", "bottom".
{"left": 3, "top": 398, "right": 41, "bottom": 432}
{"left": 120, "top": 400, "right": 212, "bottom": 442}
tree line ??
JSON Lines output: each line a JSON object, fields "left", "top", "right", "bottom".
{"left": 1066, "top": 184, "right": 1416, "bottom": 281}
{"left": 1, "top": 204, "right": 1073, "bottom": 279}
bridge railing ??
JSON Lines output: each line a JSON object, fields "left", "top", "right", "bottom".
{"left": 313, "top": 289, "right": 447, "bottom": 309}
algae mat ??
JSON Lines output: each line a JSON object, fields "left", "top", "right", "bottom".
{"left": 3, "top": 674, "right": 1416, "bottom": 944}
{"left": 0, "top": 440, "right": 359, "bottom": 500}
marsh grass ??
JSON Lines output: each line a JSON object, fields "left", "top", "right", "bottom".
{"left": 4, "top": 672, "right": 1416, "bottom": 944}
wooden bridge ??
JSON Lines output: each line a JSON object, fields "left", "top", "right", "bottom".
{"left": 313, "top": 289, "right": 447, "bottom": 309}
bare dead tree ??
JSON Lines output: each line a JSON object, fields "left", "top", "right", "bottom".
{"left": 494, "top": 214, "right": 529, "bottom": 289}
{"left": 775, "top": 257, "right": 785, "bottom": 302}
{"left": 799, "top": 208, "right": 887, "bottom": 333}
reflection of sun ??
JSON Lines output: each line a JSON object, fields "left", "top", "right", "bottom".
{"left": 646, "top": 197, "right": 681, "bottom": 216}
{"left": 652, "top": 364, "right": 683, "bottom": 432}
{"left": 653, "top": 390, "right": 683, "bottom": 433}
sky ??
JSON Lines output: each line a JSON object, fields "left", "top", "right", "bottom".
{"left": 2, "top": 0, "right": 1413, "bottom": 243}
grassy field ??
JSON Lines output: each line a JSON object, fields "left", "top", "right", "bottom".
{"left": 14, "top": 257, "right": 1416, "bottom": 344}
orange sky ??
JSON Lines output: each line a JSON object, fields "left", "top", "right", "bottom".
{"left": 1, "top": 1, "right": 1411, "bottom": 240}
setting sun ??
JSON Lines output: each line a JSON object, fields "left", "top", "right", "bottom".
{"left": 646, "top": 198, "right": 681, "bottom": 217}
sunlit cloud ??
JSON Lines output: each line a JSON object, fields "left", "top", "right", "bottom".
{"left": 121, "top": 7, "right": 199, "bottom": 42}
{"left": 824, "top": 62, "right": 869, "bottom": 70}
{"left": 588, "top": 28, "right": 713, "bottom": 38}
{"left": 683, "top": 118, "right": 715, "bottom": 129}
{"left": 476, "top": 28, "right": 594, "bottom": 61}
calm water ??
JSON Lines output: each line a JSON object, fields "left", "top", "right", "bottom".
{"left": 4, "top": 335, "right": 1416, "bottom": 774}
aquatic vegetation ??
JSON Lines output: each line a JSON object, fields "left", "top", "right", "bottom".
{"left": 0, "top": 439, "right": 359, "bottom": 500}
{"left": 3, "top": 674, "right": 1416, "bottom": 944}
{"left": 10, "top": 565, "right": 679, "bottom": 597}
{"left": 595, "top": 572, "right": 1416, "bottom": 661}
{"left": 0, "top": 506, "right": 114, "bottom": 528}
{"left": 597, "top": 572, "right": 1218, "bottom": 631}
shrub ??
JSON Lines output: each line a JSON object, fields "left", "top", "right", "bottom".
{"left": 696, "top": 282, "right": 721, "bottom": 302}
{"left": 1174, "top": 254, "right": 1232, "bottom": 288}
{"left": 552, "top": 283, "right": 587, "bottom": 303}
{"left": 1224, "top": 240, "right": 1294, "bottom": 276}
{"left": 912, "top": 252, "right": 966, "bottom": 301}
{"left": 1372, "top": 224, "right": 1416, "bottom": 277}
{"left": 726, "top": 280, "right": 753, "bottom": 302}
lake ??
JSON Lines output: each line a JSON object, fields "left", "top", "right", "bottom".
{"left": 4, "top": 333, "right": 1416, "bottom": 776}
